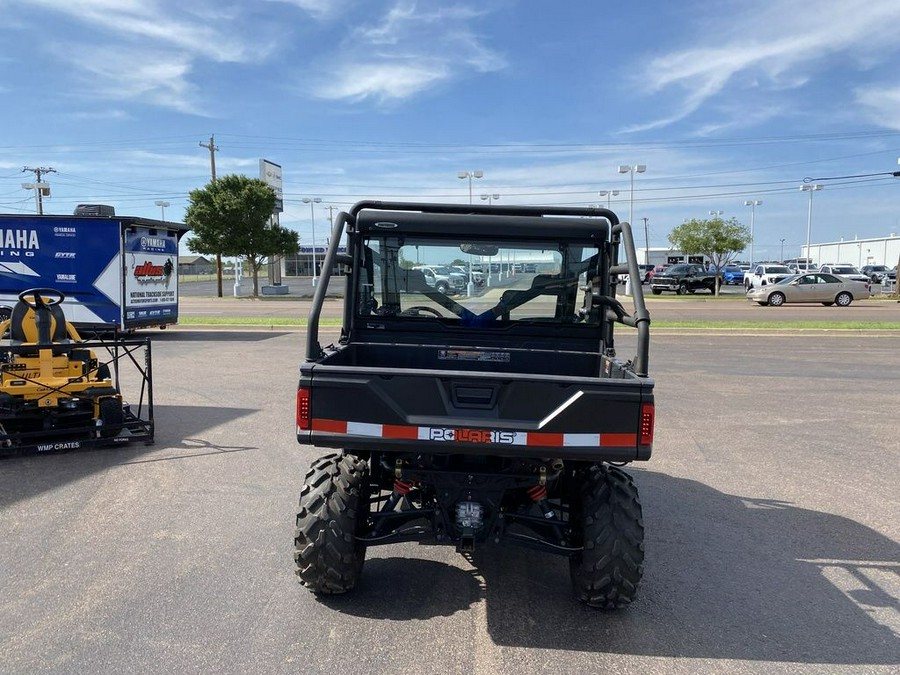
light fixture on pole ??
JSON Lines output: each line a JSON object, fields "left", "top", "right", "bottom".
{"left": 598, "top": 189, "right": 619, "bottom": 209}
{"left": 457, "top": 170, "right": 483, "bottom": 204}
{"left": 709, "top": 210, "right": 723, "bottom": 218}
{"left": 22, "top": 182, "right": 51, "bottom": 215}
{"left": 302, "top": 197, "right": 323, "bottom": 286}
{"left": 480, "top": 193, "right": 499, "bottom": 205}
{"left": 617, "top": 165, "right": 646, "bottom": 226}
{"left": 743, "top": 200, "right": 762, "bottom": 264}
{"left": 154, "top": 200, "right": 170, "bottom": 221}
{"left": 800, "top": 184, "right": 823, "bottom": 266}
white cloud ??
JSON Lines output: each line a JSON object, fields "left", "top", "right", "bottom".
{"left": 626, "top": 0, "right": 900, "bottom": 132}
{"left": 316, "top": 61, "right": 451, "bottom": 102}
{"left": 54, "top": 45, "right": 206, "bottom": 115}
{"left": 855, "top": 86, "right": 900, "bottom": 131}
{"left": 28, "top": 0, "right": 265, "bottom": 62}
{"left": 264, "top": 0, "right": 350, "bottom": 21}
{"left": 311, "top": 0, "right": 506, "bottom": 102}
{"left": 13, "top": 1, "right": 281, "bottom": 114}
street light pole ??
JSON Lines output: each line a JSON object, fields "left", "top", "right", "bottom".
{"left": 598, "top": 189, "right": 619, "bottom": 210}
{"left": 641, "top": 217, "right": 650, "bottom": 265}
{"left": 800, "top": 184, "right": 823, "bottom": 266}
{"left": 302, "top": 197, "right": 323, "bottom": 286}
{"left": 780, "top": 238, "right": 786, "bottom": 261}
{"left": 617, "top": 165, "right": 646, "bottom": 226}
{"left": 744, "top": 200, "right": 762, "bottom": 264}
{"left": 154, "top": 200, "right": 170, "bottom": 221}
{"left": 457, "top": 170, "right": 483, "bottom": 204}
{"left": 480, "top": 194, "right": 501, "bottom": 285}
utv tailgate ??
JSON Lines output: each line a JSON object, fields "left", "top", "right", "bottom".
{"left": 298, "top": 363, "right": 653, "bottom": 462}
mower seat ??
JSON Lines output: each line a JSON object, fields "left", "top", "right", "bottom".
{"left": 9, "top": 299, "right": 73, "bottom": 346}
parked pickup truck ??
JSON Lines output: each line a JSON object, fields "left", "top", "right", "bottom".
{"left": 744, "top": 263, "right": 794, "bottom": 291}
{"left": 294, "top": 201, "right": 655, "bottom": 609}
{"left": 650, "top": 263, "right": 716, "bottom": 295}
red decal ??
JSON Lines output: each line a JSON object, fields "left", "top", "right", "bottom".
{"left": 601, "top": 433, "right": 637, "bottom": 447}
{"left": 527, "top": 432, "right": 564, "bottom": 446}
{"left": 383, "top": 424, "right": 417, "bottom": 439}
{"left": 312, "top": 419, "right": 347, "bottom": 433}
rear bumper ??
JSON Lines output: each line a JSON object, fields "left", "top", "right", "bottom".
{"left": 299, "top": 419, "right": 651, "bottom": 462}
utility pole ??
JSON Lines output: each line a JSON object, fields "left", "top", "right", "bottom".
{"left": 199, "top": 135, "right": 223, "bottom": 296}
{"left": 199, "top": 135, "right": 218, "bottom": 182}
{"left": 22, "top": 166, "right": 56, "bottom": 215}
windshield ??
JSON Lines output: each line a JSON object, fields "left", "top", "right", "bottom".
{"left": 766, "top": 266, "right": 792, "bottom": 274}
{"left": 356, "top": 235, "right": 603, "bottom": 326}
{"left": 832, "top": 266, "right": 859, "bottom": 274}
{"left": 775, "top": 275, "right": 800, "bottom": 285}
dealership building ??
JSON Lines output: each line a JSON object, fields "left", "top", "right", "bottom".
{"left": 801, "top": 233, "right": 900, "bottom": 268}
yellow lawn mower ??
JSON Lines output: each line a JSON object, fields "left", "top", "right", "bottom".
{"left": 0, "top": 288, "right": 153, "bottom": 456}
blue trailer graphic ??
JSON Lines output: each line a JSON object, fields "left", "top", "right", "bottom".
{"left": 0, "top": 214, "right": 189, "bottom": 330}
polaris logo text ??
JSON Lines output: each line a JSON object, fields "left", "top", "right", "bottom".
{"left": 37, "top": 441, "right": 81, "bottom": 452}
{"left": 428, "top": 428, "right": 517, "bottom": 444}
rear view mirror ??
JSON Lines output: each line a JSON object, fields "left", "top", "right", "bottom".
{"left": 461, "top": 243, "right": 499, "bottom": 257}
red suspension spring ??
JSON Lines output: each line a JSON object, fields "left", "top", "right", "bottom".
{"left": 527, "top": 485, "right": 547, "bottom": 501}
{"left": 393, "top": 479, "right": 413, "bottom": 495}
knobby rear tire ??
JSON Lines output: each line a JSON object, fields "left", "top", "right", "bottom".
{"left": 294, "top": 453, "right": 369, "bottom": 594}
{"left": 570, "top": 465, "right": 644, "bottom": 610}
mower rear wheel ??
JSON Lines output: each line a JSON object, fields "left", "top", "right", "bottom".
{"left": 294, "top": 453, "right": 369, "bottom": 594}
{"left": 570, "top": 464, "right": 644, "bottom": 609}
{"left": 98, "top": 397, "right": 124, "bottom": 438}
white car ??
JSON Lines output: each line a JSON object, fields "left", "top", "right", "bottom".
{"left": 817, "top": 264, "right": 871, "bottom": 285}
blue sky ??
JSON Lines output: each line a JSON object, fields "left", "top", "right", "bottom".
{"left": 2, "top": 0, "right": 899, "bottom": 261}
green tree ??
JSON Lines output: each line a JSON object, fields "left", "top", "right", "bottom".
{"left": 668, "top": 216, "right": 751, "bottom": 295}
{"left": 184, "top": 174, "right": 299, "bottom": 297}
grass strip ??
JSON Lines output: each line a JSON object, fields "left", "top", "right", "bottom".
{"left": 178, "top": 315, "right": 900, "bottom": 331}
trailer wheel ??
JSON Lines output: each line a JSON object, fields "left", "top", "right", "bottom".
{"left": 570, "top": 464, "right": 644, "bottom": 609}
{"left": 294, "top": 453, "right": 369, "bottom": 594}
{"left": 98, "top": 397, "right": 124, "bottom": 438}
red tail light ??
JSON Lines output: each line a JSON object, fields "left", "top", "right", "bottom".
{"left": 297, "top": 387, "right": 311, "bottom": 430}
{"left": 639, "top": 402, "right": 655, "bottom": 446}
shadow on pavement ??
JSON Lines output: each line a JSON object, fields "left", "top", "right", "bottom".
{"left": 0, "top": 404, "right": 257, "bottom": 507}
{"left": 478, "top": 470, "right": 899, "bottom": 665}
{"left": 316, "top": 557, "right": 482, "bottom": 620}
{"left": 315, "top": 470, "right": 898, "bottom": 665}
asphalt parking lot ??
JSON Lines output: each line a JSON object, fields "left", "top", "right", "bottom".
{"left": 1, "top": 323, "right": 898, "bottom": 674}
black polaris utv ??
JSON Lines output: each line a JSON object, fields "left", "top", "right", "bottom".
{"left": 293, "top": 201, "right": 654, "bottom": 608}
